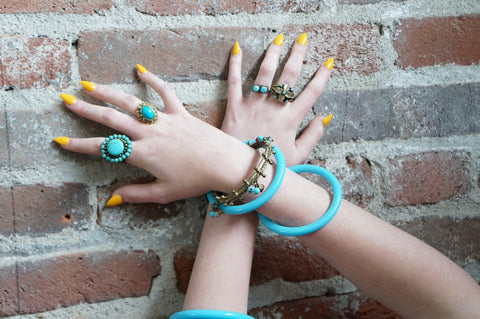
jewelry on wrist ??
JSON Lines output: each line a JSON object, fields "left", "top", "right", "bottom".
{"left": 258, "top": 164, "right": 342, "bottom": 236}
{"left": 207, "top": 136, "right": 286, "bottom": 217}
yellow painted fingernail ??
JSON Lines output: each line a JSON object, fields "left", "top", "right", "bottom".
{"left": 80, "top": 80, "right": 96, "bottom": 92}
{"left": 297, "top": 33, "right": 308, "bottom": 45}
{"left": 232, "top": 41, "right": 240, "bottom": 55}
{"left": 323, "top": 113, "right": 333, "bottom": 127}
{"left": 136, "top": 64, "right": 148, "bottom": 74}
{"left": 60, "top": 93, "right": 76, "bottom": 105}
{"left": 274, "top": 33, "right": 284, "bottom": 46}
{"left": 106, "top": 194, "right": 123, "bottom": 207}
{"left": 54, "top": 136, "right": 69, "bottom": 146}
{"left": 324, "top": 58, "right": 334, "bottom": 70}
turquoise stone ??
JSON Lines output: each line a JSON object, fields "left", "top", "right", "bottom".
{"left": 107, "top": 139, "right": 124, "bottom": 156}
{"left": 142, "top": 106, "right": 155, "bottom": 120}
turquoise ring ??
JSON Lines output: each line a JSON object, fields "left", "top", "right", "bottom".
{"left": 137, "top": 102, "right": 158, "bottom": 124}
{"left": 101, "top": 134, "right": 132, "bottom": 163}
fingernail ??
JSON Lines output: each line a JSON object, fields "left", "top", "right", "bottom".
{"left": 324, "top": 58, "right": 334, "bottom": 70}
{"left": 54, "top": 136, "right": 69, "bottom": 146}
{"left": 60, "top": 93, "right": 76, "bottom": 105}
{"left": 136, "top": 64, "right": 148, "bottom": 74}
{"left": 297, "top": 33, "right": 308, "bottom": 45}
{"left": 323, "top": 113, "right": 333, "bottom": 127}
{"left": 106, "top": 194, "right": 123, "bottom": 207}
{"left": 232, "top": 41, "right": 240, "bottom": 55}
{"left": 274, "top": 33, "right": 284, "bottom": 46}
{"left": 80, "top": 80, "right": 96, "bottom": 92}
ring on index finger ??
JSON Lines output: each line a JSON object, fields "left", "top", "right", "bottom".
{"left": 137, "top": 102, "right": 158, "bottom": 124}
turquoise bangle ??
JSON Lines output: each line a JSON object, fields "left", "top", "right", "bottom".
{"left": 258, "top": 164, "right": 342, "bottom": 236}
{"left": 206, "top": 142, "right": 286, "bottom": 216}
{"left": 170, "top": 310, "right": 255, "bottom": 319}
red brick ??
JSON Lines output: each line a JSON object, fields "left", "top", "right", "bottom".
{"left": 127, "top": 0, "right": 321, "bottom": 16}
{"left": 0, "top": 264, "right": 18, "bottom": 317}
{"left": 13, "top": 183, "right": 90, "bottom": 236}
{"left": 0, "top": 0, "right": 115, "bottom": 14}
{"left": 97, "top": 177, "right": 184, "bottom": 229}
{"left": 251, "top": 236, "right": 339, "bottom": 286}
{"left": 286, "top": 24, "right": 381, "bottom": 76}
{"left": 173, "top": 247, "right": 197, "bottom": 294}
{"left": 77, "top": 25, "right": 381, "bottom": 84}
{"left": 397, "top": 216, "right": 480, "bottom": 261}
{"left": 17, "top": 250, "right": 160, "bottom": 314}
{"left": 0, "top": 186, "right": 14, "bottom": 236}
{"left": 394, "top": 15, "right": 480, "bottom": 68}
{"left": 0, "top": 35, "right": 71, "bottom": 89}
{"left": 385, "top": 152, "right": 470, "bottom": 206}
{"left": 184, "top": 100, "right": 227, "bottom": 128}
{"left": 308, "top": 157, "right": 374, "bottom": 208}
{"left": 248, "top": 292, "right": 401, "bottom": 318}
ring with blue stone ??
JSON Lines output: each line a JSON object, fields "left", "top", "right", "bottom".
{"left": 252, "top": 84, "right": 270, "bottom": 94}
{"left": 101, "top": 134, "right": 132, "bottom": 163}
{"left": 137, "top": 102, "right": 158, "bottom": 124}
{"left": 271, "top": 83, "right": 295, "bottom": 103}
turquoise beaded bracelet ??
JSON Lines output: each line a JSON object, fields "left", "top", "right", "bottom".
{"left": 170, "top": 310, "right": 254, "bottom": 319}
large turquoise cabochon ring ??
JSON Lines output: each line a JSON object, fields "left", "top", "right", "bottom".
{"left": 101, "top": 134, "right": 132, "bottom": 163}
{"left": 137, "top": 102, "right": 158, "bottom": 124}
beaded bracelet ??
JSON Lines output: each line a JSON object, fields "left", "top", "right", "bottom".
{"left": 170, "top": 310, "right": 255, "bottom": 319}
{"left": 207, "top": 136, "right": 286, "bottom": 217}
{"left": 257, "top": 164, "right": 342, "bottom": 236}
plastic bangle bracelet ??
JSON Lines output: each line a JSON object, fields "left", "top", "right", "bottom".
{"left": 206, "top": 142, "right": 286, "bottom": 216}
{"left": 257, "top": 164, "right": 342, "bottom": 236}
{"left": 170, "top": 310, "right": 255, "bottom": 319}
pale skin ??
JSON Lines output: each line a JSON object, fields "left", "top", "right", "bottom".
{"left": 57, "top": 34, "right": 480, "bottom": 318}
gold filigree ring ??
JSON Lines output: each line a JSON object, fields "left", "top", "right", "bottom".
{"left": 270, "top": 83, "right": 295, "bottom": 103}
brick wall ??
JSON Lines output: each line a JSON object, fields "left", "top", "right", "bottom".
{"left": 1, "top": 0, "right": 479, "bottom": 318}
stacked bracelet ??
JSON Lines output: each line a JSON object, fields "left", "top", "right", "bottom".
{"left": 258, "top": 164, "right": 342, "bottom": 236}
{"left": 170, "top": 310, "right": 255, "bottom": 319}
{"left": 207, "top": 136, "right": 286, "bottom": 217}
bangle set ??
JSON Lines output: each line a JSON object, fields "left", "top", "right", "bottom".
{"left": 170, "top": 310, "right": 255, "bottom": 319}
{"left": 207, "top": 136, "right": 342, "bottom": 237}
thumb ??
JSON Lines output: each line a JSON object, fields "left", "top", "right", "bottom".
{"left": 294, "top": 116, "right": 327, "bottom": 164}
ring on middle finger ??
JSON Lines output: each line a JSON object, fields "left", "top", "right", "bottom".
{"left": 271, "top": 83, "right": 295, "bottom": 103}
{"left": 137, "top": 102, "right": 158, "bottom": 124}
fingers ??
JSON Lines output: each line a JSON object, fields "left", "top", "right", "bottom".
{"left": 106, "top": 182, "right": 166, "bottom": 205}
{"left": 252, "top": 34, "right": 284, "bottom": 91}
{"left": 60, "top": 94, "right": 143, "bottom": 138}
{"left": 276, "top": 33, "right": 308, "bottom": 87}
{"left": 294, "top": 116, "right": 326, "bottom": 164}
{"left": 293, "top": 58, "right": 334, "bottom": 118}
{"left": 228, "top": 41, "right": 243, "bottom": 105}
{"left": 135, "top": 64, "right": 186, "bottom": 115}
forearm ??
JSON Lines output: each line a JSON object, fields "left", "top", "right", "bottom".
{"left": 182, "top": 212, "right": 258, "bottom": 313}
{"left": 256, "top": 169, "right": 480, "bottom": 318}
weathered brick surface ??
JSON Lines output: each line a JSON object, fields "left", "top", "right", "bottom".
{"left": 340, "top": 0, "right": 404, "bottom": 4}
{"left": 173, "top": 247, "right": 197, "bottom": 294}
{"left": 397, "top": 216, "right": 480, "bottom": 261}
{"left": 97, "top": 177, "right": 186, "bottom": 229}
{"left": 308, "top": 158, "right": 374, "bottom": 208}
{"left": 248, "top": 292, "right": 401, "bottom": 318}
{"left": 394, "top": 15, "right": 480, "bottom": 68}
{"left": 385, "top": 152, "right": 470, "bottom": 206}
{"left": 8, "top": 110, "right": 110, "bottom": 168}
{"left": 184, "top": 100, "right": 227, "bottom": 129}
{"left": 314, "top": 83, "right": 480, "bottom": 143}
{"left": 128, "top": 0, "right": 322, "bottom": 16}
{"left": 0, "top": 264, "right": 18, "bottom": 317}
{"left": 15, "top": 250, "right": 160, "bottom": 315}
{"left": 251, "top": 236, "right": 339, "bottom": 286}
{"left": 0, "top": 36, "right": 71, "bottom": 89}
{"left": 77, "top": 24, "right": 381, "bottom": 84}
{"left": 0, "top": 186, "right": 14, "bottom": 236}
{"left": 13, "top": 183, "right": 90, "bottom": 236}
{"left": 0, "top": 112, "right": 8, "bottom": 166}
{"left": 0, "top": 0, "right": 115, "bottom": 14}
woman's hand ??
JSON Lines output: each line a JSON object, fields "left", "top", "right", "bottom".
{"left": 222, "top": 33, "right": 334, "bottom": 166}
{"left": 56, "top": 67, "right": 256, "bottom": 204}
